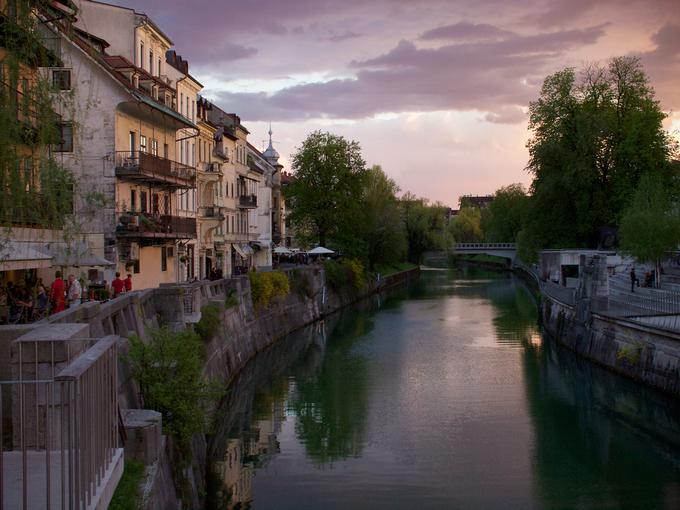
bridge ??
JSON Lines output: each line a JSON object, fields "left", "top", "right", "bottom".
{"left": 422, "top": 243, "right": 518, "bottom": 267}
{"left": 451, "top": 243, "right": 517, "bottom": 264}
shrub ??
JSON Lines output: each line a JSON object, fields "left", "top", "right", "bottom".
{"left": 126, "top": 327, "right": 214, "bottom": 452}
{"left": 342, "top": 258, "right": 365, "bottom": 290}
{"left": 324, "top": 258, "right": 366, "bottom": 292}
{"left": 224, "top": 290, "right": 238, "bottom": 308}
{"left": 249, "top": 270, "right": 290, "bottom": 310}
{"left": 289, "top": 269, "right": 313, "bottom": 298}
{"left": 194, "top": 304, "right": 221, "bottom": 342}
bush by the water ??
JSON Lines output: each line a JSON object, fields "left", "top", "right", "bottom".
{"left": 249, "top": 270, "right": 290, "bottom": 309}
{"left": 194, "top": 303, "right": 220, "bottom": 342}
{"left": 324, "top": 258, "right": 366, "bottom": 292}
{"left": 289, "top": 269, "right": 313, "bottom": 298}
{"left": 126, "top": 327, "right": 215, "bottom": 452}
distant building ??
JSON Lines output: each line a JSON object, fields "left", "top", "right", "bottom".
{"left": 459, "top": 195, "right": 494, "bottom": 209}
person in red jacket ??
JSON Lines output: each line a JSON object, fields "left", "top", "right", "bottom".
{"left": 111, "top": 272, "right": 125, "bottom": 298}
{"left": 50, "top": 271, "right": 66, "bottom": 314}
{"left": 124, "top": 273, "right": 133, "bottom": 292}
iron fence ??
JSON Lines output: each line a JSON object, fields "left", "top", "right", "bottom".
{"left": 1, "top": 336, "right": 119, "bottom": 510}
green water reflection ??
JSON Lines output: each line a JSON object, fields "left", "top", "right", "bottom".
{"left": 207, "top": 269, "right": 680, "bottom": 510}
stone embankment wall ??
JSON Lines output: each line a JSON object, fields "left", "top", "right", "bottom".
{"left": 541, "top": 255, "right": 680, "bottom": 397}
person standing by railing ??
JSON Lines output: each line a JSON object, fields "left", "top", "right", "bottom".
{"left": 111, "top": 272, "right": 125, "bottom": 298}
{"left": 50, "top": 271, "right": 66, "bottom": 314}
{"left": 67, "top": 274, "right": 82, "bottom": 308}
{"left": 124, "top": 273, "right": 133, "bottom": 292}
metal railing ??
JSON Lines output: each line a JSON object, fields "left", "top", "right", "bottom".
{"left": 238, "top": 194, "right": 257, "bottom": 209}
{"left": 200, "top": 206, "right": 224, "bottom": 219}
{"left": 1, "top": 336, "right": 119, "bottom": 510}
{"left": 542, "top": 280, "right": 576, "bottom": 306}
{"left": 114, "top": 151, "right": 196, "bottom": 188}
{"left": 116, "top": 212, "right": 196, "bottom": 238}
{"left": 453, "top": 243, "right": 516, "bottom": 250}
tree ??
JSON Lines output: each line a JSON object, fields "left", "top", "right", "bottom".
{"left": 362, "top": 165, "right": 406, "bottom": 269}
{"left": 524, "top": 57, "right": 676, "bottom": 252}
{"left": 401, "top": 193, "right": 450, "bottom": 263}
{"left": 619, "top": 174, "right": 680, "bottom": 286}
{"left": 450, "top": 206, "right": 483, "bottom": 243}
{"left": 481, "top": 184, "right": 528, "bottom": 242}
{"left": 286, "top": 131, "right": 368, "bottom": 257}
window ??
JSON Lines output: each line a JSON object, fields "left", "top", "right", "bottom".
{"left": 186, "top": 97, "right": 189, "bottom": 118}
{"left": 180, "top": 93, "right": 183, "bottom": 114}
{"left": 52, "top": 70, "right": 71, "bottom": 90}
{"left": 161, "top": 246, "right": 167, "bottom": 272}
{"left": 53, "top": 122, "right": 73, "bottom": 152}
{"left": 140, "top": 191, "right": 148, "bottom": 213}
{"left": 163, "top": 143, "right": 169, "bottom": 159}
{"left": 157, "top": 57, "right": 161, "bottom": 76}
{"left": 23, "top": 159, "right": 33, "bottom": 192}
{"left": 191, "top": 100, "right": 195, "bottom": 121}
{"left": 149, "top": 49, "right": 153, "bottom": 74}
{"left": 129, "top": 131, "right": 136, "bottom": 154}
{"left": 140, "top": 135, "right": 147, "bottom": 153}
{"left": 130, "top": 190, "right": 137, "bottom": 211}
{"left": 152, "top": 193, "right": 159, "bottom": 214}
{"left": 140, "top": 42, "right": 144, "bottom": 67}
{"left": 164, "top": 194, "right": 169, "bottom": 215}
{"left": 151, "top": 139, "right": 158, "bottom": 156}
{"left": 133, "top": 260, "right": 140, "bottom": 274}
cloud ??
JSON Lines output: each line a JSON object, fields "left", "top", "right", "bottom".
{"left": 420, "top": 21, "right": 515, "bottom": 41}
{"left": 322, "top": 30, "right": 363, "bottom": 42}
{"left": 212, "top": 25, "right": 606, "bottom": 122}
{"left": 637, "top": 23, "right": 680, "bottom": 111}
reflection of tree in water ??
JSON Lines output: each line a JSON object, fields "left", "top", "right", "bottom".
{"left": 486, "top": 280, "right": 537, "bottom": 345}
{"left": 522, "top": 335, "right": 680, "bottom": 509}
{"left": 288, "top": 309, "right": 373, "bottom": 466}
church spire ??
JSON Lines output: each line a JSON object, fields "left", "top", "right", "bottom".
{"left": 263, "top": 122, "right": 280, "bottom": 163}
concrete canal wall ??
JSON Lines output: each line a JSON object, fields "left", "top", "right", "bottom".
{"left": 541, "top": 256, "right": 680, "bottom": 397}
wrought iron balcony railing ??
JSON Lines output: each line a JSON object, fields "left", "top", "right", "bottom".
{"left": 115, "top": 151, "right": 196, "bottom": 189}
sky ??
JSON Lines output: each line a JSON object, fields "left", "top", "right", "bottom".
{"left": 114, "top": 0, "right": 679, "bottom": 207}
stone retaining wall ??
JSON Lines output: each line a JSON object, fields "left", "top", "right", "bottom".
{"left": 542, "top": 296, "right": 680, "bottom": 396}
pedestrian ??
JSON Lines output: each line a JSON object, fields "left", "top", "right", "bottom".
{"left": 50, "top": 271, "right": 66, "bottom": 314}
{"left": 35, "top": 284, "right": 49, "bottom": 319}
{"left": 111, "top": 272, "right": 125, "bottom": 298}
{"left": 124, "top": 273, "right": 133, "bottom": 292}
{"left": 630, "top": 267, "right": 637, "bottom": 293}
{"left": 66, "top": 274, "right": 82, "bottom": 307}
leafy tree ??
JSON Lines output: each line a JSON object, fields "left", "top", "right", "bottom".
{"left": 524, "top": 56, "right": 676, "bottom": 252}
{"left": 619, "top": 174, "right": 680, "bottom": 286}
{"left": 362, "top": 165, "right": 406, "bottom": 268}
{"left": 450, "top": 206, "right": 483, "bottom": 243}
{"left": 286, "top": 131, "right": 368, "bottom": 257}
{"left": 401, "top": 193, "right": 450, "bottom": 263}
{"left": 481, "top": 184, "right": 528, "bottom": 242}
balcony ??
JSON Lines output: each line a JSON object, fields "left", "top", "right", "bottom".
{"left": 197, "top": 162, "right": 222, "bottom": 183}
{"left": 115, "top": 151, "right": 196, "bottom": 189}
{"left": 116, "top": 212, "right": 196, "bottom": 240}
{"left": 238, "top": 194, "right": 257, "bottom": 209}
{"left": 213, "top": 145, "right": 229, "bottom": 161}
{"left": 199, "top": 206, "right": 226, "bottom": 220}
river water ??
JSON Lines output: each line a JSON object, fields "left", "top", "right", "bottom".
{"left": 207, "top": 268, "right": 680, "bottom": 509}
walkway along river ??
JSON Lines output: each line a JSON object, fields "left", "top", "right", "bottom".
{"left": 206, "top": 268, "right": 680, "bottom": 509}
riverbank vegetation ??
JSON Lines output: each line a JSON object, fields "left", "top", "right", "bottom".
{"left": 249, "top": 270, "right": 290, "bottom": 309}
{"left": 286, "top": 131, "right": 451, "bottom": 268}
{"left": 126, "top": 328, "right": 216, "bottom": 453}
{"left": 446, "top": 56, "right": 678, "bottom": 265}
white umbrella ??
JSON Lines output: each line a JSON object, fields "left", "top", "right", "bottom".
{"left": 274, "top": 246, "right": 292, "bottom": 254}
{"left": 307, "top": 246, "right": 335, "bottom": 255}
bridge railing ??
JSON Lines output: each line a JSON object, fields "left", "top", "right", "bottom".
{"left": 453, "top": 243, "right": 516, "bottom": 250}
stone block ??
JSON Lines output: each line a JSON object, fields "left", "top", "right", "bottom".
{"left": 123, "top": 408, "right": 162, "bottom": 465}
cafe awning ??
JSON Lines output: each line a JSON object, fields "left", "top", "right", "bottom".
{"left": 46, "top": 241, "right": 114, "bottom": 267}
{"left": 0, "top": 241, "right": 52, "bottom": 271}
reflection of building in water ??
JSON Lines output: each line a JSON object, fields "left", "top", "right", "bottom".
{"left": 245, "top": 397, "right": 285, "bottom": 466}
{"left": 214, "top": 438, "right": 253, "bottom": 509}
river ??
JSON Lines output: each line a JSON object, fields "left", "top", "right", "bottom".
{"left": 207, "top": 268, "right": 680, "bottom": 509}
